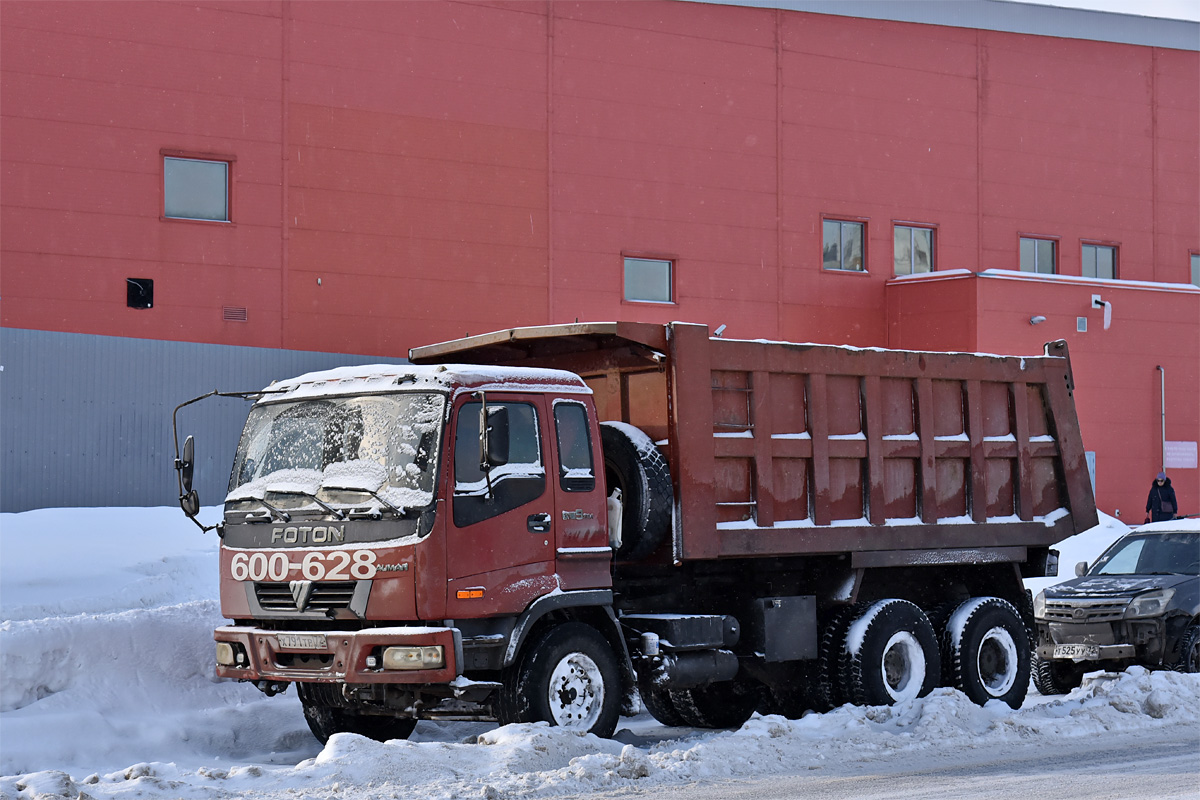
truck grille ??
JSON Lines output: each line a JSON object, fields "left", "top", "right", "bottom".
{"left": 255, "top": 581, "right": 357, "bottom": 612}
{"left": 1043, "top": 597, "right": 1130, "bottom": 623}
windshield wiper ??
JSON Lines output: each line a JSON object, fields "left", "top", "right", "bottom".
{"left": 341, "top": 487, "right": 407, "bottom": 520}
{"left": 241, "top": 496, "right": 292, "bottom": 523}
{"left": 272, "top": 491, "right": 348, "bottom": 520}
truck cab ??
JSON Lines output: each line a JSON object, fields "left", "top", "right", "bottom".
{"left": 201, "top": 363, "right": 625, "bottom": 741}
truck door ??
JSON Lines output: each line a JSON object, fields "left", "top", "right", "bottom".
{"left": 446, "top": 395, "right": 554, "bottom": 611}
{"left": 549, "top": 398, "right": 611, "bottom": 590}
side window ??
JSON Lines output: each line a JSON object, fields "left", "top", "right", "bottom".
{"left": 554, "top": 401, "right": 595, "bottom": 492}
{"left": 453, "top": 401, "right": 545, "bottom": 527}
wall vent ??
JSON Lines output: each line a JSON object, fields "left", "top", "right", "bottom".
{"left": 222, "top": 306, "right": 248, "bottom": 322}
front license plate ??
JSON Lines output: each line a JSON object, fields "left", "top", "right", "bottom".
{"left": 277, "top": 633, "right": 327, "bottom": 650}
{"left": 1053, "top": 643, "right": 1100, "bottom": 660}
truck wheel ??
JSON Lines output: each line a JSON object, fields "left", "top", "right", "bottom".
{"left": 497, "top": 622, "right": 621, "bottom": 738}
{"left": 638, "top": 679, "right": 687, "bottom": 727}
{"left": 1174, "top": 624, "right": 1200, "bottom": 673}
{"left": 296, "top": 684, "right": 417, "bottom": 745}
{"left": 600, "top": 422, "right": 672, "bottom": 561}
{"left": 668, "top": 679, "right": 760, "bottom": 729}
{"left": 943, "top": 597, "right": 1029, "bottom": 709}
{"left": 811, "top": 604, "right": 862, "bottom": 711}
{"left": 1031, "top": 654, "right": 1084, "bottom": 695}
{"left": 764, "top": 662, "right": 822, "bottom": 718}
{"left": 843, "top": 599, "right": 940, "bottom": 706}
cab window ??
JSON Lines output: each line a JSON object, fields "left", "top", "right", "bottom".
{"left": 554, "top": 401, "right": 595, "bottom": 492}
{"left": 453, "top": 401, "right": 544, "bottom": 526}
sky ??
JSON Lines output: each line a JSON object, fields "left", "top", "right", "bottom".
{"left": 1023, "top": 0, "right": 1200, "bottom": 21}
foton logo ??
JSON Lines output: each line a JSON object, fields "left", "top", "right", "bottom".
{"left": 270, "top": 525, "right": 346, "bottom": 544}
{"left": 562, "top": 510, "right": 595, "bottom": 520}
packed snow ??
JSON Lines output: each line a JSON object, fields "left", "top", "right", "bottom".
{"left": 2, "top": 506, "right": 1198, "bottom": 800}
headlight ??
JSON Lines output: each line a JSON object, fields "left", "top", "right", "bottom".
{"left": 1033, "top": 590, "right": 1047, "bottom": 620}
{"left": 382, "top": 645, "right": 445, "bottom": 670}
{"left": 1125, "top": 588, "right": 1175, "bottom": 619}
{"left": 216, "top": 642, "right": 236, "bottom": 666}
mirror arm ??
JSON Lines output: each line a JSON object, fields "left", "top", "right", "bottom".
{"left": 475, "top": 391, "right": 496, "bottom": 498}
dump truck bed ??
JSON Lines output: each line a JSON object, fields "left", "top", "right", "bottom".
{"left": 411, "top": 322, "right": 1098, "bottom": 566}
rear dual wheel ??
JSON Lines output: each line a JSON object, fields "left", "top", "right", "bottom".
{"left": 942, "top": 597, "right": 1030, "bottom": 709}
{"left": 843, "top": 599, "right": 941, "bottom": 706}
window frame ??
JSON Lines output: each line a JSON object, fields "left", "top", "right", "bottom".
{"left": 622, "top": 252, "right": 676, "bottom": 305}
{"left": 892, "top": 222, "right": 937, "bottom": 276}
{"left": 1018, "top": 234, "right": 1058, "bottom": 275}
{"left": 1081, "top": 240, "right": 1119, "bottom": 280}
{"left": 161, "top": 149, "right": 234, "bottom": 224}
{"left": 822, "top": 216, "right": 868, "bottom": 273}
{"left": 552, "top": 399, "right": 596, "bottom": 493}
{"left": 1190, "top": 252, "right": 1199, "bottom": 287}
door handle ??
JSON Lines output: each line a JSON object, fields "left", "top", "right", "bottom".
{"left": 527, "top": 513, "right": 552, "bottom": 533}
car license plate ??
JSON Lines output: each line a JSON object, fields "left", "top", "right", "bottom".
{"left": 277, "top": 633, "right": 327, "bottom": 650}
{"left": 1053, "top": 643, "right": 1100, "bottom": 660}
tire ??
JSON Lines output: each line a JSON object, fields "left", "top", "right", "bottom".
{"left": 496, "top": 622, "right": 622, "bottom": 738}
{"left": 843, "top": 599, "right": 940, "bottom": 706}
{"left": 1032, "top": 654, "right": 1084, "bottom": 695}
{"left": 296, "top": 684, "right": 417, "bottom": 745}
{"left": 600, "top": 422, "right": 672, "bottom": 561}
{"left": 943, "top": 597, "right": 1030, "bottom": 709}
{"left": 1174, "top": 624, "right": 1200, "bottom": 673}
{"left": 668, "top": 679, "right": 760, "bottom": 729}
{"left": 810, "top": 604, "right": 861, "bottom": 712}
{"left": 638, "top": 679, "right": 687, "bottom": 727}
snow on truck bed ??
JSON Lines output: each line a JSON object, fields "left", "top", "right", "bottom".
{"left": 2, "top": 507, "right": 1197, "bottom": 800}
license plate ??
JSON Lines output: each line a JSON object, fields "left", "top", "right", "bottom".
{"left": 277, "top": 633, "right": 327, "bottom": 650}
{"left": 1053, "top": 643, "right": 1100, "bottom": 660}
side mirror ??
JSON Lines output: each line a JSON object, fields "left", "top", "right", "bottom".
{"left": 181, "top": 489, "right": 201, "bottom": 518}
{"left": 178, "top": 435, "right": 196, "bottom": 493}
{"left": 481, "top": 405, "right": 510, "bottom": 470}
{"left": 1075, "top": 561, "right": 1089, "bottom": 577}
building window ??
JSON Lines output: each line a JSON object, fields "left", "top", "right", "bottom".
{"left": 1191, "top": 253, "right": 1199, "bottom": 287}
{"left": 1019, "top": 236, "right": 1056, "bottom": 274}
{"left": 624, "top": 257, "right": 673, "bottom": 303}
{"left": 1082, "top": 243, "right": 1117, "bottom": 279}
{"left": 164, "top": 156, "right": 229, "bottom": 221}
{"left": 823, "top": 219, "right": 865, "bottom": 271}
{"left": 894, "top": 225, "right": 934, "bottom": 275}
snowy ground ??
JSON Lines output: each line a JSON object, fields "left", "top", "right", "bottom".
{"left": 1, "top": 507, "right": 1198, "bottom": 800}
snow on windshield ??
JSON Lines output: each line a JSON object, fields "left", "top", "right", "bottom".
{"left": 226, "top": 393, "right": 445, "bottom": 511}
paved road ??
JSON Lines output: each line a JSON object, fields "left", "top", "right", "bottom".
{"left": 562, "top": 724, "right": 1200, "bottom": 800}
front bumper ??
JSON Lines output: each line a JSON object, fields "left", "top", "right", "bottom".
{"left": 214, "top": 625, "right": 462, "bottom": 684}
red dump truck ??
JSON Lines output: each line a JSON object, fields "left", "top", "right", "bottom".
{"left": 173, "top": 322, "right": 1097, "bottom": 742}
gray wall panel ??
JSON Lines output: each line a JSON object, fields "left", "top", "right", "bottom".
{"left": 1, "top": 328, "right": 406, "bottom": 512}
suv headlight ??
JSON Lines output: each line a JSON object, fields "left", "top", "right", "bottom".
{"left": 1125, "top": 588, "right": 1175, "bottom": 619}
{"left": 1033, "top": 590, "right": 1047, "bottom": 620}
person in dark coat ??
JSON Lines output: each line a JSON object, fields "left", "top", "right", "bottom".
{"left": 1145, "top": 472, "right": 1178, "bottom": 523}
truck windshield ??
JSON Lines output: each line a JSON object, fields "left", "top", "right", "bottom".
{"left": 226, "top": 392, "right": 445, "bottom": 513}
{"left": 1091, "top": 531, "right": 1200, "bottom": 576}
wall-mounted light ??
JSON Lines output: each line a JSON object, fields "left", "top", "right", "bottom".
{"left": 1029, "top": 315, "right": 1046, "bottom": 325}
{"left": 1092, "top": 294, "right": 1112, "bottom": 330}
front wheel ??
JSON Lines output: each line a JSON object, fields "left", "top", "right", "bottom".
{"left": 497, "top": 622, "right": 621, "bottom": 738}
{"left": 296, "top": 684, "right": 417, "bottom": 745}
{"left": 943, "top": 597, "right": 1029, "bottom": 709}
{"left": 1174, "top": 624, "right": 1200, "bottom": 673}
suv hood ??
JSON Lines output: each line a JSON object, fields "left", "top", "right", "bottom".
{"left": 1045, "top": 573, "right": 1193, "bottom": 598}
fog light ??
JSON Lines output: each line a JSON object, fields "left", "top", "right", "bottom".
{"left": 382, "top": 645, "right": 444, "bottom": 670}
{"left": 216, "top": 642, "right": 236, "bottom": 666}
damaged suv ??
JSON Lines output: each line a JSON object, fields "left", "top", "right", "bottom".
{"left": 1032, "top": 519, "right": 1199, "bottom": 694}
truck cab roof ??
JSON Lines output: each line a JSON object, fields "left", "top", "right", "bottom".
{"left": 260, "top": 363, "right": 590, "bottom": 402}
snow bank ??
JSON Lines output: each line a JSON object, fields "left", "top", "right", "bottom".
{"left": 1, "top": 506, "right": 1196, "bottom": 800}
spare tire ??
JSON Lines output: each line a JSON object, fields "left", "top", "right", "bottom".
{"left": 600, "top": 422, "right": 672, "bottom": 561}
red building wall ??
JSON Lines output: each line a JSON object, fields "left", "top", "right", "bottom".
{"left": 2, "top": 0, "right": 1197, "bottom": 516}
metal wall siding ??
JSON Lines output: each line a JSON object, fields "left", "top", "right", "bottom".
{"left": 0, "top": 328, "right": 405, "bottom": 512}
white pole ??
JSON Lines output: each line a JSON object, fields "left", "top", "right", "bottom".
{"left": 1156, "top": 365, "right": 1166, "bottom": 472}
